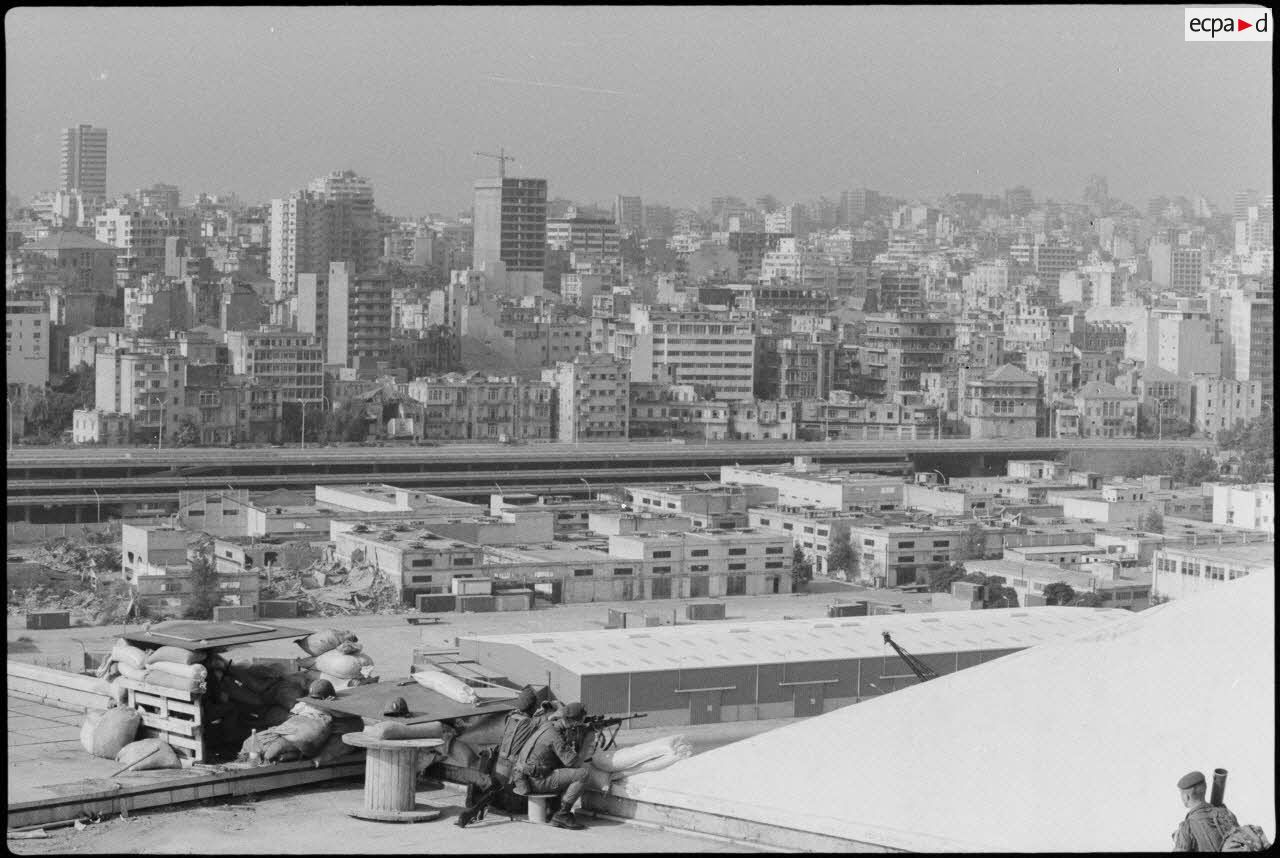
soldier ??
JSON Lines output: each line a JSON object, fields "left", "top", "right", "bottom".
{"left": 1172, "top": 770, "right": 1239, "bottom": 851}
{"left": 511, "top": 701, "right": 592, "bottom": 830}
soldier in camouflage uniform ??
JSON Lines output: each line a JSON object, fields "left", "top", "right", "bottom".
{"left": 1172, "top": 771, "right": 1240, "bottom": 851}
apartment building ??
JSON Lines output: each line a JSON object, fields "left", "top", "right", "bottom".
{"left": 404, "top": 372, "right": 553, "bottom": 441}
{"left": 846, "top": 521, "right": 967, "bottom": 588}
{"left": 724, "top": 459, "right": 903, "bottom": 511}
{"left": 625, "top": 306, "right": 757, "bottom": 400}
{"left": 1074, "top": 381, "right": 1138, "bottom": 438}
{"left": 965, "top": 364, "right": 1040, "bottom": 439}
{"left": 1212, "top": 483, "right": 1274, "bottom": 532}
{"left": 543, "top": 352, "right": 630, "bottom": 442}
{"left": 224, "top": 327, "right": 323, "bottom": 403}
{"left": 472, "top": 176, "right": 548, "bottom": 297}
{"left": 1190, "top": 376, "right": 1267, "bottom": 435}
{"left": 6, "top": 298, "right": 50, "bottom": 387}
{"left": 856, "top": 311, "right": 957, "bottom": 396}
{"left": 1152, "top": 540, "right": 1273, "bottom": 601}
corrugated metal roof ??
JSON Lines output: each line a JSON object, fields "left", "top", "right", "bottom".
{"left": 463, "top": 607, "right": 1135, "bottom": 675}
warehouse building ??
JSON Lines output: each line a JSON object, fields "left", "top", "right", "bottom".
{"left": 459, "top": 607, "right": 1133, "bottom": 728}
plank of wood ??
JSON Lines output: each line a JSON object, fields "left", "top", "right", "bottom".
{"left": 137, "top": 713, "right": 197, "bottom": 737}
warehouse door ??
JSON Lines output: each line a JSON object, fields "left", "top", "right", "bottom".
{"left": 688, "top": 690, "right": 722, "bottom": 725}
{"left": 651, "top": 576, "right": 671, "bottom": 599}
{"left": 690, "top": 576, "right": 709, "bottom": 598}
{"left": 793, "top": 684, "right": 825, "bottom": 717}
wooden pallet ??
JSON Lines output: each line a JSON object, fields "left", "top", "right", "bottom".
{"left": 117, "top": 678, "right": 205, "bottom": 762}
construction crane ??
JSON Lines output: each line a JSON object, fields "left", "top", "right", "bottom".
{"left": 882, "top": 631, "right": 939, "bottom": 683}
{"left": 473, "top": 147, "right": 515, "bottom": 180}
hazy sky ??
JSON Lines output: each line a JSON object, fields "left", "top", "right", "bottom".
{"left": 5, "top": 6, "right": 1273, "bottom": 216}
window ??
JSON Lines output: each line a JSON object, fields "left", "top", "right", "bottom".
{"left": 690, "top": 564, "right": 709, "bottom": 572}
{"left": 728, "top": 562, "right": 747, "bottom": 571}
{"left": 411, "top": 575, "right": 432, "bottom": 583}
{"left": 453, "top": 557, "right": 474, "bottom": 567}
{"left": 410, "top": 559, "right": 433, "bottom": 568}
{"left": 765, "top": 546, "right": 784, "bottom": 555}
{"left": 782, "top": 523, "right": 793, "bottom": 530}
{"left": 765, "top": 561, "right": 785, "bottom": 569}
{"left": 223, "top": 509, "right": 239, "bottom": 515}
{"left": 728, "top": 548, "right": 746, "bottom": 556}
{"left": 897, "top": 540, "right": 915, "bottom": 549}
{"left": 932, "top": 540, "right": 950, "bottom": 547}
{"left": 690, "top": 549, "right": 709, "bottom": 557}
{"left": 573, "top": 568, "right": 593, "bottom": 577}
{"left": 652, "top": 566, "right": 671, "bottom": 574}
{"left": 614, "top": 568, "right": 633, "bottom": 576}
{"left": 652, "top": 550, "right": 671, "bottom": 559}
{"left": 758, "top": 518, "right": 771, "bottom": 526}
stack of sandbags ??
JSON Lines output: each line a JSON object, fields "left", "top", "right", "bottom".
{"left": 297, "top": 634, "right": 377, "bottom": 689}
{"left": 80, "top": 705, "right": 142, "bottom": 760}
{"left": 588, "top": 733, "right": 694, "bottom": 785}
{"left": 237, "top": 699, "right": 336, "bottom": 763}
{"left": 142, "top": 646, "right": 208, "bottom": 695}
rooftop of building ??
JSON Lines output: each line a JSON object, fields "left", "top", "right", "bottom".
{"left": 21, "top": 230, "right": 118, "bottom": 251}
{"left": 463, "top": 607, "right": 1133, "bottom": 675}
{"left": 1077, "top": 380, "right": 1132, "bottom": 398}
{"left": 1156, "top": 540, "right": 1275, "bottom": 566}
{"left": 607, "top": 574, "right": 1273, "bottom": 852}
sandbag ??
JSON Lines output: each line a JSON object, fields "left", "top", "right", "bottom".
{"left": 411, "top": 670, "right": 478, "bottom": 705}
{"left": 335, "top": 641, "right": 363, "bottom": 655}
{"left": 110, "top": 640, "right": 149, "bottom": 670}
{"left": 114, "top": 738, "right": 182, "bottom": 771}
{"left": 240, "top": 730, "right": 300, "bottom": 763}
{"left": 145, "top": 646, "right": 204, "bottom": 666}
{"left": 117, "top": 662, "right": 149, "bottom": 682}
{"left": 81, "top": 706, "right": 141, "bottom": 759}
{"left": 272, "top": 715, "right": 331, "bottom": 757}
{"left": 141, "top": 669, "right": 206, "bottom": 695}
{"left": 612, "top": 751, "right": 690, "bottom": 777}
{"left": 146, "top": 661, "right": 208, "bottom": 683}
{"left": 317, "top": 671, "right": 363, "bottom": 690}
{"left": 592, "top": 735, "right": 691, "bottom": 773}
{"left": 313, "top": 650, "right": 365, "bottom": 680}
{"left": 364, "top": 721, "right": 447, "bottom": 741}
{"left": 294, "top": 629, "right": 355, "bottom": 657}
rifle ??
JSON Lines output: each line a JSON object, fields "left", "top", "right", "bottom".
{"left": 578, "top": 712, "right": 648, "bottom": 751}
{"left": 454, "top": 748, "right": 502, "bottom": 828}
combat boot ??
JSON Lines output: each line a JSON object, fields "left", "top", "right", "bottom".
{"left": 550, "top": 809, "right": 585, "bottom": 830}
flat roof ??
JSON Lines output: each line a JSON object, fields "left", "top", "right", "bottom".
{"left": 463, "top": 607, "right": 1134, "bottom": 675}
{"left": 1159, "top": 541, "right": 1274, "bottom": 565}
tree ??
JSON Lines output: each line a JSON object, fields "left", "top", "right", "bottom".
{"left": 1073, "top": 591, "right": 1105, "bottom": 608}
{"left": 322, "top": 399, "right": 369, "bottom": 443}
{"left": 1041, "top": 581, "right": 1077, "bottom": 606}
{"left": 182, "top": 542, "right": 221, "bottom": 620}
{"left": 1239, "top": 457, "right": 1272, "bottom": 483}
{"left": 825, "top": 523, "right": 859, "bottom": 581}
{"left": 1139, "top": 508, "right": 1164, "bottom": 533}
{"left": 927, "top": 563, "right": 967, "bottom": 594}
{"left": 959, "top": 520, "right": 987, "bottom": 561}
{"left": 173, "top": 416, "right": 201, "bottom": 447}
{"left": 791, "top": 545, "right": 813, "bottom": 591}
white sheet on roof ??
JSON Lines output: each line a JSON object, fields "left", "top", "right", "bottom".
{"left": 612, "top": 574, "right": 1275, "bottom": 852}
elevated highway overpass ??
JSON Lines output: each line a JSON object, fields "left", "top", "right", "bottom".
{"left": 6, "top": 438, "right": 1208, "bottom": 523}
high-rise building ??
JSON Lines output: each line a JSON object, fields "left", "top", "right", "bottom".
{"left": 60, "top": 124, "right": 108, "bottom": 198}
{"left": 1233, "top": 190, "right": 1260, "bottom": 221}
{"left": 1147, "top": 301, "right": 1220, "bottom": 377}
{"left": 1083, "top": 174, "right": 1109, "bottom": 212}
{"left": 326, "top": 262, "right": 392, "bottom": 372}
{"left": 857, "top": 311, "right": 957, "bottom": 396}
{"left": 1148, "top": 240, "right": 1205, "bottom": 291}
{"left": 472, "top": 176, "right": 548, "bottom": 296}
{"left": 268, "top": 171, "right": 381, "bottom": 299}
{"left": 543, "top": 352, "right": 630, "bottom": 442}
{"left": 839, "top": 188, "right": 880, "bottom": 226}
{"left": 1004, "top": 186, "right": 1033, "bottom": 217}
{"left": 614, "top": 195, "right": 643, "bottom": 236}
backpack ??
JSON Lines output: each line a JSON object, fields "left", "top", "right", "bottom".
{"left": 492, "top": 712, "right": 542, "bottom": 781}
{"left": 1220, "top": 824, "right": 1270, "bottom": 852}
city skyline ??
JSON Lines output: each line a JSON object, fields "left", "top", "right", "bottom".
{"left": 5, "top": 6, "right": 1273, "bottom": 215}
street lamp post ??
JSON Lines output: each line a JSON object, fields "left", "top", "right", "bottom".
{"left": 92, "top": 488, "right": 101, "bottom": 523}
{"left": 6, "top": 396, "right": 13, "bottom": 450}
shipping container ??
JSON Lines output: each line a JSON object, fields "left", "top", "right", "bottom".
{"left": 457, "top": 595, "right": 496, "bottom": 613}
{"left": 493, "top": 590, "right": 535, "bottom": 613}
{"left": 686, "top": 602, "right": 726, "bottom": 621}
{"left": 452, "top": 578, "right": 494, "bottom": 596}
{"left": 417, "top": 593, "right": 458, "bottom": 613}
{"left": 212, "top": 605, "right": 257, "bottom": 622}
{"left": 258, "top": 599, "right": 299, "bottom": 619}
{"left": 26, "top": 611, "right": 70, "bottom": 630}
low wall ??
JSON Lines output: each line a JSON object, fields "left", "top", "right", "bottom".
{"left": 6, "top": 660, "right": 111, "bottom": 712}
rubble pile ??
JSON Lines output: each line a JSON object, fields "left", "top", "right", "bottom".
{"left": 260, "top": 559, "right": 406, "bottom": 617}
{"left": 7, "top": 534, "right": 126, "bottom": 623}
